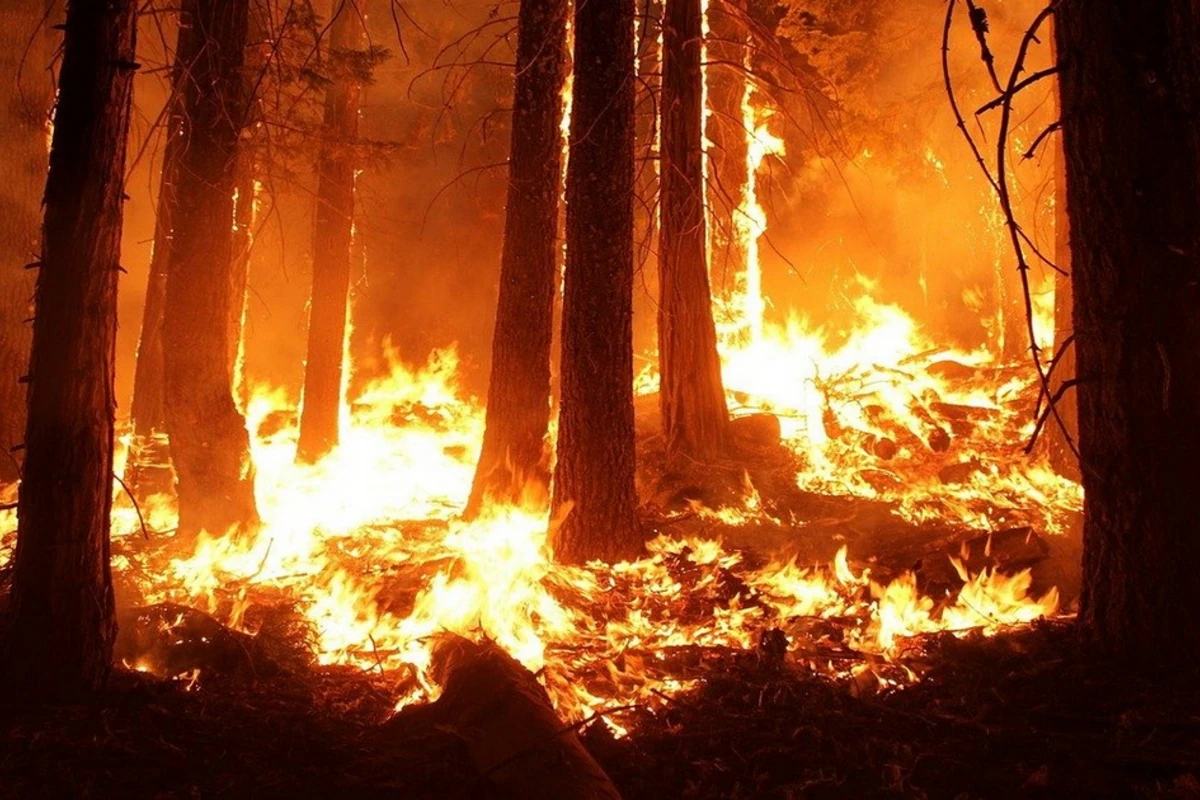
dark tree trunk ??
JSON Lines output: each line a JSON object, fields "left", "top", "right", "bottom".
{"left": 1044, "top": 32, "right": 1078, "bottom": 483}
{"left": 1, "top": 0, "right": 137, "bottom": 702}
{"left": 703, "top": 0, "right": 748, "bottom": 311}
{"left": 227, "top": 0, "right": 268, "bottom": 413}
{"left": 551, "top": 0, "right": 643, "bottom": 563}
{"left": 465, "top": 0, "right": 567, "bottom": 513}
{"left": 1045, "top": 126, "right": 1079, "bottom": 482}
{"left": 658, "top": 0, "right": 729, "bottom": 461}
{"left": 297, "top": 4, "right": 366, "bottom": 464}
{"left": 126, "top": 0, "right": 198, "bottom": 497}
{"left": 1056, "top": 0, "right": 1200, "bottom": 661}
{"left": 0, "top": 2, "right": 52, "bottom": 483}
{"left": 162, "top": 0, "right": 260, "bottom": 540}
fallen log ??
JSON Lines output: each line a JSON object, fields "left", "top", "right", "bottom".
{"left": 395, "top": 635, "right": 621, "bottom": 799}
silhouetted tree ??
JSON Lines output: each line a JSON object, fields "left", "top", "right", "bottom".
{"left": 1046, "top": 41, "right": 1077, "bottom": 482}
{"left": 2, "top": 0, "right": 138, "bottom": 702}
{"left": 658, "top": 0, "right": 729, "bottom": 460}
{"left": 162, "top": 0, "right": 260, "bottom": 539}
{"left": 127, "top": 0, "right": 199, "bottom": 497}
{"left": 551, "top": 0, "right": 643, "bottom": 563}
{"left": 297, "top": 1, "right": 368, "bottom": 463}
{"left": 466, "top": 0, "right": 567, "bottom": 514}
{"left": 1056, "top": 0, "right": 1200, "bottom": 660}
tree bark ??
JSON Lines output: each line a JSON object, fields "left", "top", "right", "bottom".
{"left": 1056, "top": 0, "right": 1200, "bottom": 661}
{"left": 126, "top": 1, "right": 198, "bottom": 497}
{"left": 297, "top": 3, "right": 366, "bottom": 464}
{"left": 1044, "top": 32, "right": 1078, "bottom": 482}
{"left": 162, "top": 0, "right": 260, "bottom": 540}
{"left": 658, "top": 0, "right": 729, "bottom": 461}
{"left": 551, "top": 0, "right": 643, "bottom": 564}
{"left": 465, "top": 0, "right": 567, "bottom": 514}
{"left": 0, "top": 1, "right": 52, "bottom": 483}
{"left": 1, "top": 0, "right": 137, "bottom": 702}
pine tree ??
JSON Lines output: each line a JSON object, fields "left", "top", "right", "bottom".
{"left": 297, "top": 1, "right": 368, "bottom": 463}
{"left": 658, "top": 0, "right": 730, "bottom": 461}
{"left": 551, "top": 0, "right": 643, "bottom": 564}
{"left": 161, "top": 0, "right": 260, "bottom": 539}
{"left": 466, "top": 0, "right": 568, "bottom": 515}
{"left": 1057, "top": 0, "right": 1200, "bottom": 660}
{"left": 2, "top": 0, "right": 138, "bottom": 702}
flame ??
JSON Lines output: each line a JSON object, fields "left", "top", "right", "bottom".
{"left": 0, "top": 21, "right": 1077, "bottom": 737}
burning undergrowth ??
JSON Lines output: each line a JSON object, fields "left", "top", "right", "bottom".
{"left": 2, "top": 298, "right": 1078, "bottom": 737}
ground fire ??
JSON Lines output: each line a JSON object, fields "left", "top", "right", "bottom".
{"left": 1, "top": 0, "right": 1199, "bottom": 797}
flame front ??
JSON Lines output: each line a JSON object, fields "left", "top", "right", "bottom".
{"left": 0, "top": 10, "right": 1076, "bottom": 736}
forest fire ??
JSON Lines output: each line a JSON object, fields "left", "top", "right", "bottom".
{"left": 3, "top": 0, "right": 1199, "bottom": 796}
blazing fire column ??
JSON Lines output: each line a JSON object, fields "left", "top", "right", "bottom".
{"left": 551, "top": 0, "right": 643, "bottom": 563}
{"left": 297, "top": 3, "right": 367, "bottom": 464}
{"left": 1056, "top": 0, "right": 1200, "bottom": 660}
{"left": 657, "top": 0, "right": 730, "bottom": 460}
{"left": 3, "top": 0, "right": 138, "bottom": 701}
{"left": 465, "top": 0, "right": 568, "bottom": 513}
{"left": 162, "top": 0, "right": 260, "bottom": 539}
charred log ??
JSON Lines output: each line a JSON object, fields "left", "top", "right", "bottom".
{"left": 394, "top": 635, "right": 621, "bottom": 799}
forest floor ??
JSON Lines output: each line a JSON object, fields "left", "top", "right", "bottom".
{"left": 2, "top": 623, "right": 1199, "bottom": 799}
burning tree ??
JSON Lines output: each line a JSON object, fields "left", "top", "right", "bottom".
{"left": 297, "top": 2, "right": 371, "bottom": 464}
{"left": 657, "top": 0, "right": 731, "bottom": 461}
{"left": 161, "top": 0, "right": 261, "bottom": 539}
{"left": 126, "top": 0, "right": 198, "bottom": 499}
{"left": 465, "top": 0, "right": 568, "bottom": 516}
{"left": 551, "top": 0, "right": 643, "bottom": 563}
{"left": 2, "top": 0, "right": 138, "bottom": 701}
{"left": 0, "top": 1, "right": 51, "bottom": 484}
{"left": 1056, "top": 0, "right": 1200, "bottom": 660}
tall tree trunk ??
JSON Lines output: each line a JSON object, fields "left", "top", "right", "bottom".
{"left": 658, "top": 0, "right": 729, "bottom": 460}
{"left": 0, "top": 1, "right": 52, "bottom": 483}
{"left": 126, "top": 0, "right": 198, "bottom": 497}
{"left": 228, "top": 0, "right": 269, "bottom": 414}
{"left": 1056, "top": 0, "right": 1200, "bottom": 661}
{"left": 1044, "top": 32, "right": 1078, "bottom": 482}
{"left": 297, "top": 3, "right": 366, "bottom": 464}
{"left": 162, "top": 0, "right": 260, "bottom": 540}
{"left": 551, "top": 0, "right": 643, "bottom": 564}
{"left": 2, "top": 0, "right": 137, "bottom": 702}
{"left": 465, "top": 0, "right": 567, "bottom": 513}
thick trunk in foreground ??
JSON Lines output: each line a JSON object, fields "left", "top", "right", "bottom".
{"left": 162, "top": 0, "right": 259, "bottom": 539}
{"left": 396, "top": 636, "right": 620, "bottom": 799}
{"left": 1056, "top": 0, "right": 1200, "bottom": 661}
{"left": 465, "top": 0, "right": 567, "bottom": 513}
{"left": 2, "top": 0, "right": 137, "bottom": 702}
{"left": 0, "top": 2, "right": 51, "bottom": 483}
{"left": 551, "top": 0, "right": 642, "bottom": 563}
{"left": 658, "top": 0, "right": 729, "bottom": 461}
{"left": 297, "top": 4, "right": 366, "bottom": 463}
{"left": 127, "top": 0, "right": 199, "bottom": 497}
